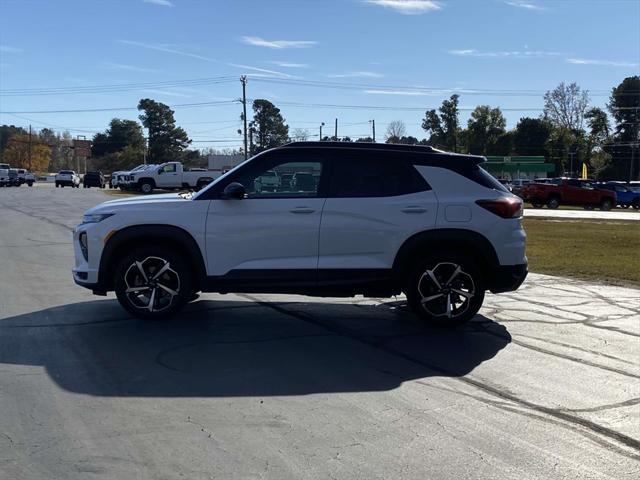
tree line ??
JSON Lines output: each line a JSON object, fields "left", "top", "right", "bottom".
{"left": 0, "top": 75, "right": 637, "bottom": 180}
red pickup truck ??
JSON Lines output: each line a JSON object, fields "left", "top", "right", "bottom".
{"left": 521, "top": 178, "right": 616, "bottom": 210}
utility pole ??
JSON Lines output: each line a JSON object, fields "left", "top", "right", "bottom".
{"left": 240, "top": 76, "right": 248, "bottom": 160}
{"left": 334, "top": 118, "right": 338, "bottom": 141}
{"left": 248, "top": 121, "right": 254, "bottom": 156}
{"left": 28, "top": 125, "right": 32, "bottom": 170}
{"left": 319, "top": 122, "right": 325, "bottom": 141}
{"left": 369, "top": 119, "right": 376, "bottom": 142}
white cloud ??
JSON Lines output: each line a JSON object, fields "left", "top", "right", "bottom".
{"left": 142, "top": 0, "right": 174, "bottom": 6}
{"left": 0, "top": 45, "right": 22, "bottom": 53}
{"left": 228, "top": 63, "right": 297, "bottom": 78}
{"left": 504, "top": 1, "right": 545, "bottom": 11}
{"left": 567, "top": 58, "right": 639, "bottom": 68}
{"left": 326, "top": 71, "right": 384, "bottom": 78}
{"left": 143, "top": 88, "right": 191, "bottom": 98}
{"left": 269, "top": 61, "right": 310, "bottom": 68}
{"left": 449, "top": 49, "right": 562, "bottom": 58}
{"left": 241, "top": 36, "right": 317, "bottom": 49}
{"left": 102, "top": 62, "right": 160, "bottom": 73}
{"left": 118, "top": 40, "right": 216, "bottom": 62}
{"left": 364, "top": 0, "right": 442, "bottom": 15}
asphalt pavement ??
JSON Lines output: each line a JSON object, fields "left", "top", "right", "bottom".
{"left": 1, "top": 184, "right": 638, "bottom": 479}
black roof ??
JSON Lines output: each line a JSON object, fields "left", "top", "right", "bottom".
{"left": 279, "top": 141, "right": 485, "bottom": 164}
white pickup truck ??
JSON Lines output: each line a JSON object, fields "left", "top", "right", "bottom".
{"left": 129, "top": 161, "right": 218, "bottom": 194}
{"left": 112, "top": 164, "right": 157, "bottom": 190}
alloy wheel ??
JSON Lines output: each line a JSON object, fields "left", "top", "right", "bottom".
{"left": 123, "top": 256, "right": 180, "bottom": 312}
{"left": 417, "top": 262, "right": 475, "bottom": 319}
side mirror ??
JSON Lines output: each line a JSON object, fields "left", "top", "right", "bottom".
{"left": 157, "top": 168, "right": 163, "bottom": 174}
{"left": 223, "top": 182, "right": 246, "bottom": 200}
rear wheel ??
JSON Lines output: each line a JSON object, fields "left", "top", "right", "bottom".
{"left": 140, "top": 181, "right": 154, "bottom": 194}
{"left": 633, "top": 199, "right": 640, "bottom": 210}
{"left": 405, "top": 254, "right": 485, "bottom": 327}
{"left": 530, "top": 201, "right": 543, "bottom": 209}
{"left": 115, "top": 246, "right": 192, "bottom": 320}
{"left": 600, "top": 198, "right": 613, "bottom": 211}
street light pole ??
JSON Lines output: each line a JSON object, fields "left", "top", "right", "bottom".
{"left": 369, "top": 119, "right": 376, "bottom": 142}
{"left": 319, "top": 122, "right": 325, "bottom": 141}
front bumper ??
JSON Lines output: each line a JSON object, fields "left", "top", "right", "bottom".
{"left": 488, "top": 263, "right": 528, "bottom": 293}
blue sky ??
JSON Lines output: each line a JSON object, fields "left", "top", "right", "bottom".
{"left": 1, "top": 0, "right": 639, "bottom": 149}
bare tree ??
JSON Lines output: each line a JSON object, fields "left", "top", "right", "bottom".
{"left": 384, "top": 120, "right": 407, "bottom": 142}
{"left": 290, "top": 128, "right": 309, "bottom": 142}
{"left": 543, "top": 82, "right": 590, "bottom": 131}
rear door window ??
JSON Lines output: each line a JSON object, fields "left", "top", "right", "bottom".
{"left": 328, "top": 153, "right": 429, "bottom": 198}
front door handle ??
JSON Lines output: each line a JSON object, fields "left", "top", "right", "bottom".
{"left": 402, "top": 206, "right": 427, "bottom": 214}
{"left": 290, "top": 207, "right": 315, "bottom": 214}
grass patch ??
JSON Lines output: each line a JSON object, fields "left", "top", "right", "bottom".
{"left": 524, "top": 218, "right": 640, "bottom": 287}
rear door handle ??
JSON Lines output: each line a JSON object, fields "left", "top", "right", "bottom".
{"left": 290, "top": 207, "right": 315, "bottom": 214}
{"left": 402, "top": 206, "right": 427, "bottom": 214}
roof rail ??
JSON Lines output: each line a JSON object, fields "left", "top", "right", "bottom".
{"left": 281, "top": 141, "right": 442, "bottom": 153}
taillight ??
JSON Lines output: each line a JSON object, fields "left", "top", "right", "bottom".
{"left": 476, "top": 197, "right": 523, "bottom": 218}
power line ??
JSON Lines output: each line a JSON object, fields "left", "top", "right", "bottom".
{"left": 0, "top": 100, "right": 239, "bottom": 114}
{"left": 0, "top": 76, "right": 238, "bottom": 96}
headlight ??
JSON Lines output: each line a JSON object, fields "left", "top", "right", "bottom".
{"left": 82, "top": 213, "right": 114, "bottom": 224}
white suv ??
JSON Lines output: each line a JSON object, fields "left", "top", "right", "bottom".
{"left": 72, "top": 143, "right": 527, "bottom": 326}
{"left": 55, "top": 170, "right": 81, "bottom": 188}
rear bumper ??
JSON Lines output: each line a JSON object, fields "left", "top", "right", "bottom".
{"left": 488, "top": 263, "right": 528, "bottom": 293}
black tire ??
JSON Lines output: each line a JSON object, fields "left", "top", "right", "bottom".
{"left": 115, "top": 246, "right": 192, "bottom": 320}
{"left": 27, "top": 181, "right": 33, "bottom": 187}
{"left": 139, "top": 181, "right": 154, "bottom": 194}
{"left": 600, "top": 198, "right": 613, "bottom": 211}
{"left": 531, "top": 201, "right": 543, "bottom": 209}
{"left": 621, "top": 204, "right": 630, "bottom": 209}
{"left": 632, "top": 199, "right": 639, "bottom": 210}
{"left": 405, "top": 253, "right": 485, "bottom": 328}
{"left": 546, "top": 196, "right": 560, "bottom": 209}
{"left": 55, "top": 182, "right": 59, "bottom": 188}
{"left": 83, "top": 184, "right": 88, "bottom": 188}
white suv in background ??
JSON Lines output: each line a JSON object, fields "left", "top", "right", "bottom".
{"left": 55, "top": 170, "right": 81, "bottom": 188}
{"left": 72, "top": 143, "right": 527, "bottom": 327}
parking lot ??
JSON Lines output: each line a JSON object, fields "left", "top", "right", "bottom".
{"left": 0, "top": 184, "right": 638, "bottom": 479}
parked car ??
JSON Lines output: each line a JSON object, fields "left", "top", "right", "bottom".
{"left": 510, "top": 179, "right": 532, "bottom": 198}
{"left": 291, "top": 172, "right": 316, "bottom": 192}
{"left": 55, "top": 170, "right": 81, "bottom": 188}
{"left": 521, "top": 178, "right": 616, "bottom": 210}
{"left": 17, "top": 169, "right": 35, "bottom": 186}
{"left": 7, "top": 168, "right": 20, "bottom": 186}
{"left": 128, "top": 161, "right": 218, "bottom": 193}
{"left": 596, "top": 182, "right": 640, "bottom": 209}
{"left": 72, "top": 142, "right": 527, "bottom": 327}
{"left": 254, "top": 170, "right": 281, "bottom": 192}
{"left": 83, "top": 171, "right": 106, "bottom": 189}
{"left": 0, "top": 162, "right": 9, "bottom": 186}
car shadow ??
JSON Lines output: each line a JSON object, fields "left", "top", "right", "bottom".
{"left": 0, "top": 297, "right": 511, "bottom": 397}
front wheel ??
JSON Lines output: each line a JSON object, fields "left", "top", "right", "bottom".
{"left": 405, "top": 255, "right": 485, "bottom": 327}
{"left": 600, "top": 198, "right": 613, "bottom": 211}
{"left": 547, "top": 196, "right": 560, "bottom": 209}
{"left": 115, "top": 246, "right": 193, "bottom": 320}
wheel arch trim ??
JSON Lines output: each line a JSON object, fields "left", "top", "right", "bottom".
{"left": 392, "top": 228, "right": 500, "bottom": 281}
{"left": 98, "top": 224, "right": 206, "bottom": 291}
